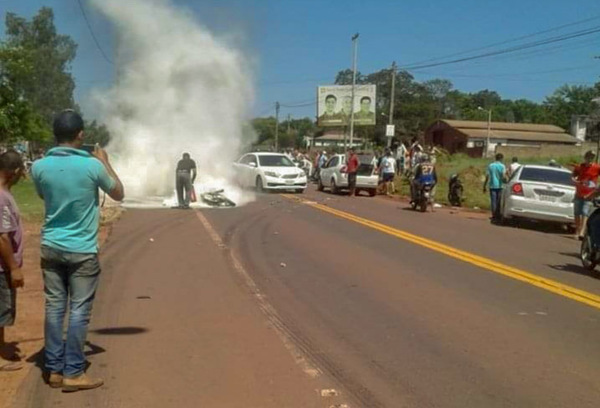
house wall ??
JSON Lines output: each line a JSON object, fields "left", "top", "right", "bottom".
{"left": 496, "top": 143, "right": 594, "bottom": 159}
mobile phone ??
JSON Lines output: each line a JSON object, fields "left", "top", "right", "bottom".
{"left": 81, "top": 144, "right": 96, "bottom": 153}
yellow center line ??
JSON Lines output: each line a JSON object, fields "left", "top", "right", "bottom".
{"left": 281, "top": 194, "right": 600, "bottom": 311}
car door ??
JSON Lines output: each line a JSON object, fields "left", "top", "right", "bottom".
{"left": 321, "top": 156, "right": 339, "bottom": 186}
{"left": 245, "top": 154, "right": 259, "bottom": 187}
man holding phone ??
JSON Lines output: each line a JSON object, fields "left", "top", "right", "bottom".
{"left": 31, "top": 110, "right": 124, "bottom": 392}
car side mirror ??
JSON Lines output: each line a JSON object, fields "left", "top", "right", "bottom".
{"left": 249, "top": 162, "right": 257, "bottom": 168}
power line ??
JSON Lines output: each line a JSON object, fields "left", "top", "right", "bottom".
{"left": 76, "top": 0, "right": 113, "bottom": 65}
{"left": 399, "top": 25, "right": 600, "bottom": 70}
{"left": 401, "top": 14, "right": 600, "bottom": 67}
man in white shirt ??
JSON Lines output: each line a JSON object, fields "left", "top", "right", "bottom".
{"left": 381, "top": 149, "right": 396, "bottom": 195}
{"left": 508, "top": 157, "right": 520, "bottom": 178}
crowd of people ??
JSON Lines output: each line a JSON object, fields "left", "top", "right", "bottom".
{"left": 0, "top": 110, "right": 124, "bottom": 393}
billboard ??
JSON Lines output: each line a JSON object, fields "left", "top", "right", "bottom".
{"left": 317, "top": 85, "right": 376, "bottom": 127}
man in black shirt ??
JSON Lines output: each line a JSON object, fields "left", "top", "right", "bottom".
{"left": 175, "top": 153, "right": 197, "bottom": 209}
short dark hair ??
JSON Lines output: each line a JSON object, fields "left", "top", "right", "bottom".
{"left": 360, "top": 96, "right": 371, "bottom": 104}
{"left": 0, "top": 150, "right": 24, "bottom": 172}
{"left": 183, "top": 153, "right": 190, "bottom": 159}
{"left": 53, "top": 110, "right": 84, "bottom": 143}
{"left": 325, "top": 94, "right": 336, "bottom": 102}
{"left": 495, "top": 153, "right": 504, "bottom": 161}
{"left": 512, "top": 157, "right": 518, "bottom": 162}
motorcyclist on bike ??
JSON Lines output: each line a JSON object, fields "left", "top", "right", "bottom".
{"left": 410, "top": 153, "right": 438, "bottom": 205}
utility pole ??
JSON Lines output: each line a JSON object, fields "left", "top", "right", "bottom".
{"left": 349, "top": 33, "right": 359, "bottom": 149}
{"left": 275, "top": 101, "right": 280, "bottom": 152}
{"left": 387, "top": 61, "right": 397, "bottom": 148}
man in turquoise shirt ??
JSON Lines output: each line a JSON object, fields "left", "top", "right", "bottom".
{"left": 483, "top": 153, "right": 507, "bottom": 223}
{"left": 31, "top": 110, "right": 124, "bottom": 392}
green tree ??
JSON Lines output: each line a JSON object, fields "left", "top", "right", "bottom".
{"left": 543, "top": 83, "right": 600, "bottom": 130}
{"left": 83, "top": 120, "right": 111, "bottom": 147}
{"left": 4, "top": 7, "right": 77, "bottom": 123}
{"left": 0, "top": 45, "right": 51, "bottom": 145}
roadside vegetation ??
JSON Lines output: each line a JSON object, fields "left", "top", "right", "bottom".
{"left": 393, "top": 153, "right": 582, "bottom": 210}
{"left": 13, "top": 179, "right": 44, "bottom": 222}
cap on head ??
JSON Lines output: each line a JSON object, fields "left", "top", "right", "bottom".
{"left": 53, "top": 109, "right": 84, "bottom": 144}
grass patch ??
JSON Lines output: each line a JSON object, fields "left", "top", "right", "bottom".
{"left": 393, "top": 153, "right": 581, "bottom": 211}
{"left": 12, "top": 179, "right": 44, "bottom": 222}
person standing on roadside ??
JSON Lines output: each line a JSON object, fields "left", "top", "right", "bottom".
{"left": 31, "top": 110, "right": 124, "bottom": 392}
{"left": 572, "top": 150, "right": 600, "bottom": 239}
{"left": 483, "top": 153, "right": 507, "bottom": 224}
{"left": 346, "top": 148, "right": 360, "bottom": 197}
{"left": 508, "top": 157, "right": 520, "bottom": 178}
{"left": 0, "top": 151, "right": 26, "bottom": 372}
{"left": 381, "top": 149, "right": 396, "bottom": 196}
{"left": 175, "top": 153, "right": 197, "bottom": 209}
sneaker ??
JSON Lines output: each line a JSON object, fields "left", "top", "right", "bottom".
{"left": 47, "top": 372, "right": 63, "bottom": 388}
{"left": 62, "top": 373, "right": 104, "bottom": 393}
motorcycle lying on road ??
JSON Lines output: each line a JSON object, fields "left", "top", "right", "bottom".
{"left": 580, "top": 203, "right": 600, "bottom": 271}
{"left": 448, "top": 174, "right": 463, "bottom": 207}
{"left": 411, "top": 182, "right": 435, "bottom": 213}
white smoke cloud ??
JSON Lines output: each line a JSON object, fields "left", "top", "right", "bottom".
{"left": 89, "top": 0, "right": 256, "bottom": 205}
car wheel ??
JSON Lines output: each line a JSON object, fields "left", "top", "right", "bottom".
{"left": 256, "top": 176, "right": 265, "bottom": 193}
{"left": 581, "top": 234, "right": 597, "bottom": 271}
{"left": 331, "top": 178, "right": 339, "bottom": 195}
{"left": 368, "top": 188, "right": 376, "bottom": 197}
{"left": 317, "top": 178, "right": 324, "bottom": 191}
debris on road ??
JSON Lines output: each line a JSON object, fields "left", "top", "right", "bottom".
{"left": 434, "top": 203, "right": 443, "bottom": 209}
{"left": 280, "top": 262, "right": 287, "bottom": 268}
{"left": 149, "top": 238, "right": 155, "bottom": 242}
{"left": 320, "top": 389, "right": 340, "bottom": 397}
{"left": 200, "top": 189, "right": 236, "bottom": 207}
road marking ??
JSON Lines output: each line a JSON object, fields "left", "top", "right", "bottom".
{"left": 195, "top": 211, "right": 321, "bottom": 379}
{"left": 281, "top": 194, "right": 600, "bottom": 311}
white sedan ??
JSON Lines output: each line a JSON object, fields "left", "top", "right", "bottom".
{"left": 500, "top": 164, "right": 575, "bottom": 226}
{"left": 234, "top": 152, "right": 308, "bottom": 193}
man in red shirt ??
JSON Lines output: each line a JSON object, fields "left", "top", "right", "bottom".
{"left": 346, "top": 148, "right": 360, "bottom": 197}
{"left": 572, "top": 150, "right": 600, "bottom": 239}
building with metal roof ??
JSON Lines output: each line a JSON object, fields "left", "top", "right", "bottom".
{"left": 424, "top": 119, "right": 578, "bottom": 157}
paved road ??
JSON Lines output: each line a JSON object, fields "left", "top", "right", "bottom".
{"left": 17, "top": 187, "right": 600, "bottom": 407}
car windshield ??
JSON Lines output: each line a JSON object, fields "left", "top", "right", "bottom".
{"left": 258, "top": 155, "right": 295, "bottom": 167}
{"left": 519, "top": 167, "right": 574, "bottom": 187}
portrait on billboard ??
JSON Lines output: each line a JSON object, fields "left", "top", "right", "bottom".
{"left": 317, "top": 85, "right": 376, "bottom": 127}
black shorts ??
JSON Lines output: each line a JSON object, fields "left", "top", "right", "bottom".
{"left": 382, "top": 173, "right": 395, "bottom": 182}
{"left": 348, "top": 172, "right": 357, "bottom": 187}
{"left": 0, "top": 272, "right": 16, "bottom": 327}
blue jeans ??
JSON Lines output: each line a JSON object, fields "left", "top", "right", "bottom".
{"left": 490, "top": 188, "right": 503, "bottom": 220}
{"left": 42, "top": 246, "right": 101, "bottom": 377}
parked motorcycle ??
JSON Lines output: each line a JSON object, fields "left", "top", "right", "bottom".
{"left": 411, "top": 182, "right": 435, "bottom": 213}
{"left": 581, "top": 205, "right": 600, "bottom": 271}
{"left": 448, "top": 174, "right": 463, "bottom": 207}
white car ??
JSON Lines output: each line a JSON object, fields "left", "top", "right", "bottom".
{"left": 501, "top": 164, "right": 575, "bottom": 226}
{"left": 318, "top": 154, "right": 379, "bottom": 196}
{"left": 234, "top": 152, "right": 308, "bottom": 193}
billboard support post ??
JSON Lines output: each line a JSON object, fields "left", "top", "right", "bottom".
{"left": 275, "top": 101, "right": 280, "bottom": 152}
{"left": 349, "top": 33, "right": 359, "bottom": 149}
{"left": 387, "top": 61, "right": 397, "bottom": 148}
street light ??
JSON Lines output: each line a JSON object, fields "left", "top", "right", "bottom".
{"left": 478, "top": 106, "right": 492, "bottom": 158}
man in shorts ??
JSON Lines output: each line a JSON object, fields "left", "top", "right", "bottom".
{"left": 572, "top": 150, "right": 600, "bottom": 239}
{"left": 0, "top": 151, "right": 26, "bottom": 372}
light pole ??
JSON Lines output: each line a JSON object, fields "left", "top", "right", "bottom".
{"left": 478, "top": 106, "right": 492, "bottom": 158}
{"left": 349, "top": 33, "right": 359, "bottom": 149}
